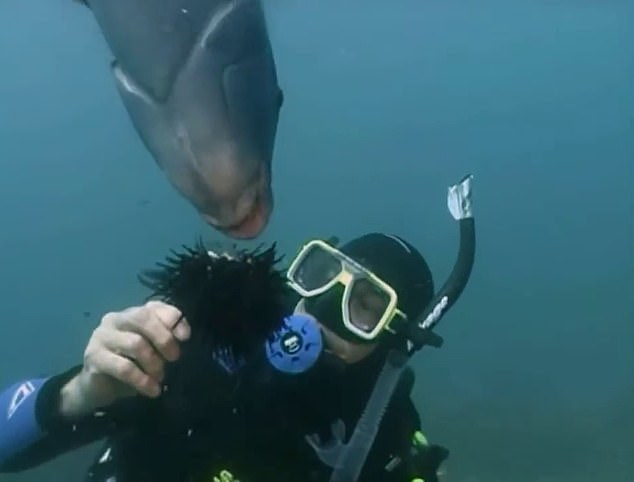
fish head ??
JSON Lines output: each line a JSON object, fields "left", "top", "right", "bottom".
{"left": 112, "top": 1, "right": 283, "bottom": 239}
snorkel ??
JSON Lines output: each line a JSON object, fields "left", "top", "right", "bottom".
{"left": 307, "top": 174, "right": 477, "bottom": 482}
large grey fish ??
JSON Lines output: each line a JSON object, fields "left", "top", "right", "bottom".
{"left": 77, "top": 0, "right": 284, "bottom": 238}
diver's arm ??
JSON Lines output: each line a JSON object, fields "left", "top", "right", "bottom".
{"left": 0, "top": 301, "right": 187, "bottom": 472}
{"left": 0, "top": 366, "right": 144, "bottom": 473}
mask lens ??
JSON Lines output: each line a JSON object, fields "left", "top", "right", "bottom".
{"left": 347, "top": 278, "right": 391, "bottom": 335}
{"left": 293, "top": 244, "right": 342, "bottom": 293}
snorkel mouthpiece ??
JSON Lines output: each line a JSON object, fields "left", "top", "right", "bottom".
{"left": 266, "top": 313, "right": 323, "bottom": 374}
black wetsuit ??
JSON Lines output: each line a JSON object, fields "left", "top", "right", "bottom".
{"left": 0, "top": 337, "right": 447, "bottom": 482}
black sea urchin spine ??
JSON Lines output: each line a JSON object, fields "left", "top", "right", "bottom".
{"left": 138, "top": 241, "right": 291, "bottom": 360}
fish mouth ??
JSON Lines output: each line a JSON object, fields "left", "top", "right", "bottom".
{"left": 205, "top": 190, "right": 272, "bottom": 240}
{"left": 222, "top": 194, "right": 271, "bottom": 239}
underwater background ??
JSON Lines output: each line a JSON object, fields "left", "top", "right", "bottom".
{"left": 0, "top": 0, "right": 632, "bottom": 480}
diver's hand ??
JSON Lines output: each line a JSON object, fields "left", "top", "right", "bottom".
{"left": 59, "top": 301, "right": 191, "bottom": 419}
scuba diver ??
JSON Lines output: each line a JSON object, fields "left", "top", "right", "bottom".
{"left": 0, "top": 175, "right": 475, "bottom": 482}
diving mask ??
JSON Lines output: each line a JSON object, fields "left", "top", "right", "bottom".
{"left": 286, "top": 239, "right": 406, "bottom": 342}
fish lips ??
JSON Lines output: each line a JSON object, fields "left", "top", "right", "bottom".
{"left": 203, "top": 180, "right": 274, "bottom": 240}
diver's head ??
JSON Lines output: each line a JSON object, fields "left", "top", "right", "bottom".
{"left": 289, "top": 233, "right": 434, "bottom": 363}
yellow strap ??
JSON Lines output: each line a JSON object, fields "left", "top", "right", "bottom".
{"left": 412, "top": 430, "right": 429, "bottom": 447}
{"left": 212, "top": 470, "right": 239, "bottom": 482}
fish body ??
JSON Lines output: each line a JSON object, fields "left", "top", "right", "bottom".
{"left": 85, "top": 0, "right": 283, "bottom": 237}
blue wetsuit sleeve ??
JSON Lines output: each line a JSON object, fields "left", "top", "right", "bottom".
{"left": 0, "top": 377, "right": 49, "bottom": 466}
{"left": 0, "top": 365, "right": 130, "bottom": 473}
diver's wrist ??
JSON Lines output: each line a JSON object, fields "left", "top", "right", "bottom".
{"left": 58, "top": 375, "right": 88, "bottom": 420}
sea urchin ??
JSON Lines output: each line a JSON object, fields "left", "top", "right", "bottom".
{"left": 138, "top": 240, "right": 291, "bottom": 363}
